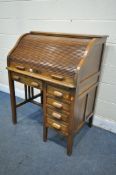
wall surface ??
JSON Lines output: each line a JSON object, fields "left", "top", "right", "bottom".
{"left": 0, "top": 0, "right": 116, "bottom": 132}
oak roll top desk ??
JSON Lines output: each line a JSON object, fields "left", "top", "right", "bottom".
{"left": 7, "top": 31, "right": 107, "bottom": 155}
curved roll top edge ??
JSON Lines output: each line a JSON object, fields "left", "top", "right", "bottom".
{"left": 7, "top": 32, "right": 107, "bottom": 87}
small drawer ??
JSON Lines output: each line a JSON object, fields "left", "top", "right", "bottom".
{"left": 47, "top": 108, "right": 68, "bottom": 122}
{"left": 47, "top": 118, "right": 68, "bottom": 136}
{"left": 12, "top": 73, "right": 42, "bottom": 89}
{"left": 47, "top": 97, "right": 70, "bottom": 112}
{"left": 47, "top": 85, "right": 72, "bottom": 102}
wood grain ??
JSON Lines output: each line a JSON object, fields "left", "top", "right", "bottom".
{"left": 7, "top": 31, "right": 107, "bottom": 155}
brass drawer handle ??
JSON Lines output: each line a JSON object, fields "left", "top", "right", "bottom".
{"left": 52, "top": 102, "right": 63, "bottom": 109}
{"left": 52, "top": 112, "right": 62, "bottom": 119}
{"left": 16, "top": 66, "right": 25, "bottom": 71}
{"left": 13, "top": 75, "right": 20, "bottom": 81}
{"left": 51, "top": 74, "right": 64, "bottom": 81}
{"left": 53, "top": 91, "right": 63, "bottom": 97}
{"left": 31, "top": 82, "right": 39, "bottom": 87}
{"left": 52, "top": 123, "right": 61, "bottom": 130}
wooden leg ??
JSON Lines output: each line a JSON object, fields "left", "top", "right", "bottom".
{"left": 8, "top": 71, "right": 17, "bottom": 124}
{"left": 31, "top": 87, "right": 34, "bottom": 98}
{"left": 24, "top": 85, "right": 28, "bottom": 100}
{"left": 28, "top": 86, "right": 31, "bottom": 98}
{"left": 41, "top": 91, "right": 43, "bottom": 105}
{"left": 88, "top": 86, "right": 98, "bottom": 128}
{"left": 88, "top": 115, "right": 93, "bottom": 128}
{"left": 43, "top": 83, "right": 47, "bottom": 142}
{"left": 67, "top": 134, "right": 73, "bottom": 156}
{"left": 43, "top": 126, "right": 48, "bottom": 142}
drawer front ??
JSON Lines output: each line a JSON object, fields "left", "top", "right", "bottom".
{"left": 47, "top": 108, "right": 69, "bottom": 122}
{"left": 47, "top": 97, "right": 70, "bottom": 112}
{"left": 12, "top": 72, "right": 42, "bottom": 89}
{"left": 47, "top": 85, "right": 72, "bottom": 102}
{"left": 47, "top": 118, "right": 68, "bottom": 136}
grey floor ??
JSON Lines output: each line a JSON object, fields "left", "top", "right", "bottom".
{"left": 0, "top": 91, "right": 116, "bottom": 175}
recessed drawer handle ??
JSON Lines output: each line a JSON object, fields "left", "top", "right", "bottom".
{"left": 16, "top": 66, "right": 25, "bottom": 71}
{"left": 52, "top": 112, "right": 62, "bottom": 119}
{"left": 52, "top": 102, "right": 63, "bottom": 109}
{"left": 13, "top": 75, "right": 20, "bottom": 81}
{"left": 31, "top": 82, "right": 39, "bottom": 87}
{"left": 52, "top": 123, "right": 61, "bottom": 130}
{"left": 53, "top": 91, "right": 63, "bottom": 97}
{"left": 51, "top": 74, "right": 64, "bottom": 81}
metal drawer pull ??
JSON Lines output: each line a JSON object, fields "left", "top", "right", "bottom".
{"left": 53, "top": 91, "right": 63, "bottom": 97}
{"left": 52, "top": 112, "right": 61, "bottom": 119}
{"left": 52, "top": 123, "right": 61, "bottom": 130}
{"left": 16, "top": 66, "right": 25, "bottom": 71}
{"left": 13, "top": 75, "right": 20, "bottom": 81}
{"left": 52, "top": 102, "right": 63, "bottom": 109}
{"left": 31, "top": 82, "right": 39, "bottom": 87}
{"left": 51, "top": 74, "right": 64, "bottom": 81}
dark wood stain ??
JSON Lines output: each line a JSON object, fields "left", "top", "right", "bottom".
{"left": 7, "top": 31, "right": 107, "bottom": 155}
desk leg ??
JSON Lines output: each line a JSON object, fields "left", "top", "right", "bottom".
{"left": 41, "top": 91, "right": 43, "bottom": 106}
{"left": 43, "top": 83, "right": 48, "bottom": 142}
{"left": 8, "top": 71, "right": 17, "bottom": 124}
{"left": 24, "top": 85, "right": 28, "bottom": 100}
{"left": 43, "top": 126, "right": 48, "bottom": 142}
{"left": 67, "top": 134, "right": 73, "bottom": 156}
{"left": 88, "top": 86, "right": 98, "bottom": 128}
{"left": 88, "top": 115, "right": 93, "bottom": 128}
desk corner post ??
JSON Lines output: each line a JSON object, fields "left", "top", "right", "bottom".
{"left": 8, "top": 70, "right": 17, "bottom": 124}
{"left": 43, "top": 82, "right": 48, "bottom": 142}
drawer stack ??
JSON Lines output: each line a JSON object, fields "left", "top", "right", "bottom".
{"left": 45, "top": 85, "right": 73, "bottom": 136}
